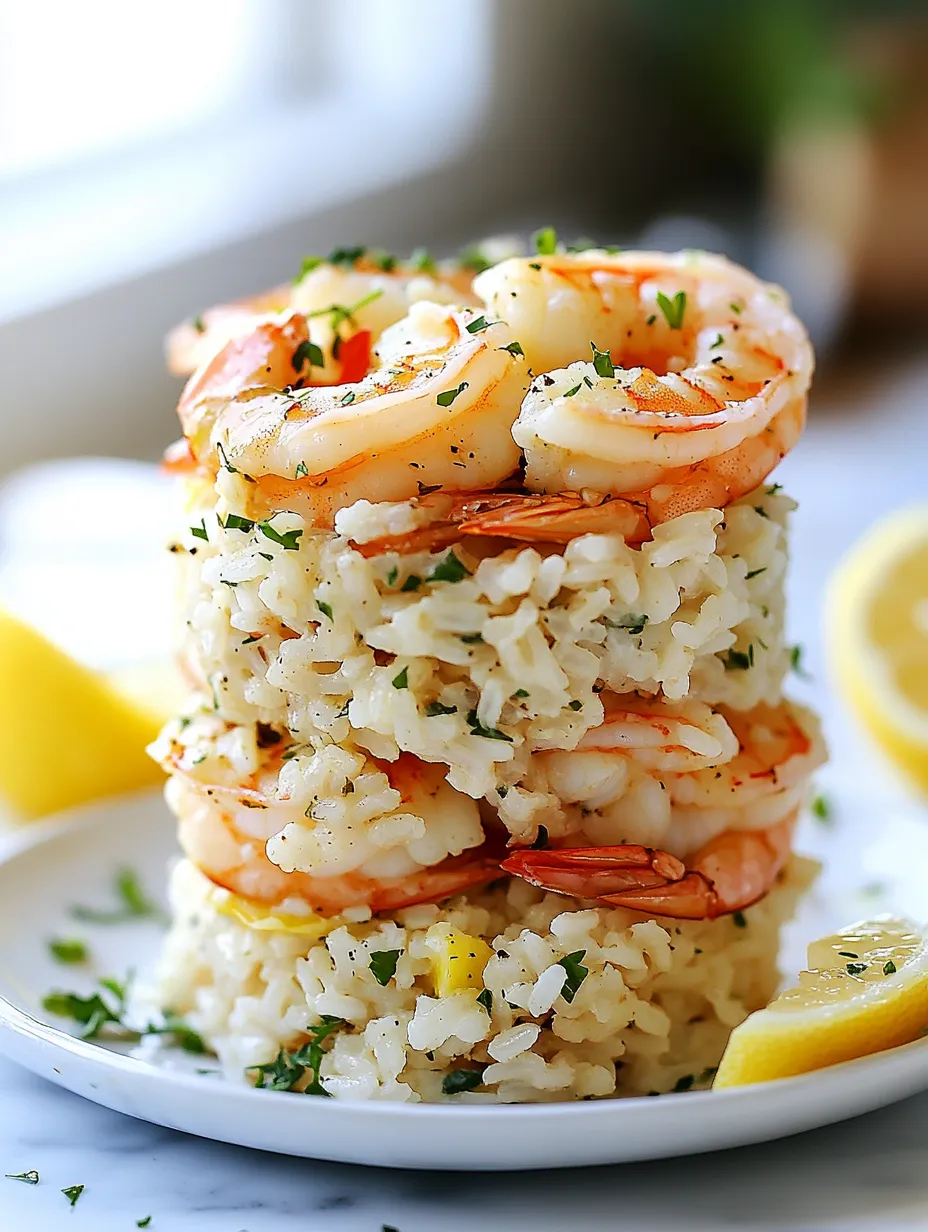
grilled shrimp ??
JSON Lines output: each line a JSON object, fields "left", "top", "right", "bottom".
{"left": 166, "top": 251, "right": 478, "bottom": 377}
{"left": 176, "top": 301, "right": 529, "bottom": 526}
{"left": 501, "top": 813, "right": 796, "bottom": 920}
{"left": 475, "top": 250, "right": 812, "bottom": 524}
{"left": 163, "top": 747, "right": 499, "bottom": 915}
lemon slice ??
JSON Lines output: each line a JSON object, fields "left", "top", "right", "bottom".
{"left": 0, "top": 608, "right": 164, "bottom": 819}
{"left": 828, "top": 507, "right": 928, "bottom": 792}
{"left": 714, "top": 914, "right": 928, "bottom": 1087}
{"left": 210, "top": 886, "right": 338, "bottom": 940}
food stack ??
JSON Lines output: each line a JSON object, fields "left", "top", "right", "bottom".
{"left": 149, "top": 240, "right": 824, "bottom": 1102}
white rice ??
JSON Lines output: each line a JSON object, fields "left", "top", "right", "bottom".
{"left": 149, "top": 855, "right": 815, "bottom": 1103}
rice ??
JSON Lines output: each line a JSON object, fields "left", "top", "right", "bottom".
{"left": 149, "top": 855, "right": 815, "bottom": 1102}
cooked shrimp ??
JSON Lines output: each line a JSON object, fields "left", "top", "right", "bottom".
{"left": 475, "top": 250, "right": 812, "bottom": 524}
{"left": 500, "top": 813, "right": 795, "bottom": 920}
{"left": 539, "top": 698, "right": 823, "bottom": 853}
{"left": 162, "top": 746, "right": 500, "bottom": 915}
{"left": 179, "top": 301, "right": 529, "bottom": 527}
{"left": 166, "top": 251, "right": 478, "bottom": 377}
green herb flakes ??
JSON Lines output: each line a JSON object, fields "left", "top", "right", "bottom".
{"left": 192, "top": 315, "right": 206, "bottom": 333}
{"left": 465, "top": 315, "right": 494, "bottom": 334}
{"left": 811, "top": 794, "right": 833, "bottom": 824}
{"left": 137, "top": 1218, "right": 152, "bottom": 1228}
{"left": 514, "top": 688, "right": 529, "bottom": 698}
{"left": 437, "top": 381, "right": 469, "bottom": 408}
{"left": 392, "top": 666, "right": 409, "bottom": 689}
{"left": 459, "top": 245, "right": 490, "bottom": 274}
{"left": 558, "top": 950, "right": 589, "bottom": 1003}
{"left": 248, "top": 1016, "right": 344, "bottom": 1095}
{"left": 409, "top": 246, "right": 437, "bottom": 275}
{"left": 401, "top": 574, "right": 422, "bottom": 592}
{"left": 563, "top": 383, "right": 582, "bottom": 398}
{"left": 369, "top": 950, "right": 401, "bottom": 986}
{"left": 568, "top": 700, "right": 583, "bottom": 711}
{"left": 884, "top": 959, "right": 897, "bottom": 976}
{"left": 789, "top": 644, "right": 809, "bottom": 678}
{"left": 5, "top": 1171, "right": 39, "bottom": 1184}
{"left": 386, "top": 566, "right": 399, "bottom": 586}
{"left": 744, "top": 567, "right": 767, "bottom": 580}
{"left": 61, "top": 1184, "right": 85, "bottom": 1207}
{"left": 442, "top": 1067, "right": 485, "bottom": 1095}
{"left": 722, "top": 645, "right": 754, "bottom": 671}
{"left": 476, "top": 988, "right": 493, "bottom": 1013}
{"left": 591, "top": 343, "right": 615, "bottom": 378}
{"left": 656, "top": 289, "right": 687, "bottom": 330}
{"left": 190, "top": 520, "right": 208, "bottom": 542}
{"left": 732, "top": 911, "right": 748, "bottom": 929}
{"left": 328, "top": 245, "right": 366, "bottom": 266}
{"left": 466, "top": 710, "right": 512, "bottom": 741}
{"left": 292, "top": 339, "right": 324, "bottom": 372}
{"left": 500, "top": 340, "right": 525, "bottom": 357}
{"left": 48, "top": 938, "right": 88, "bottom": 964}
{"left": 258, "top": 520, "right": 303, "bottom": 551}
{"left": 606, "top": 613, "right": 648, "bottom": 634}
{"left": 340, "top": 390, "right": 356, "bottom": 405}
{"left": 459, "top": 632, "right": 484, "bottom": 644}
{"left": 672, "top": 1074, "right": 694, "bottom": 1093}
{"left": 846, "top": 961, "right": 868, "bottom": 976}
{"left": 71, "top": 868, "right": 165, "bottom": 925}
{"left": 316, "top": 599, "right": 333, "bottom": 621}
{"left": 296, "top": 254, "right": 323, "bottom": 281}
{"left": 425, "top": 701, "right": 457, "bottom": 716}
{"left": 427, "top": 550, "right": 471, "bottom": 583}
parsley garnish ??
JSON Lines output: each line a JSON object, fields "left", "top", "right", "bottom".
{"left": 392, "top": 666, "right": 409, "bottom": 689}
{"left": 248, "top": 1016, "right": 344, "bottom": 1095}
{"left": 672, "top": 1074, "right": 694, "bottom": 1093}
{"left": 730, "top": 300, "right": 743, "bottom": 314}
{"left": 409, "top": 246, "right": 437, "bottom": 274}
{"left": 656, "top": 290, "right": 687, "bottom": 330}
{"left": 292, "top": 339, "right": 324, "bottom": 373}
{"left": 43, "top": 976, "right": 206, "bottom": 1052}
{"left": 710, "top": 332, "right": 724, "bottom": 349}
{"left": 722, "top": 645, "right": 754, "bottom": 671}
{"left": 137, "top": 1218, "right": 152, "bottom": 1228}
{"left": 846, "top": 962, "right": 868, "bottom": 976}
{"left": 564, "top": 383, "right": 582, "bottom": 397}
{"left": 48, "top": 938, "right": 88, "bottom": 964}
{"left": 466, "top": 315, "right": 494, "bottom": 334}
{"left": 558, "top": 950, "right": 589, "bottom": 1003}
{"left": 789, "top": 644, "right": 809, "bottom": 678}
{"left": 514, "top": 688, "right": 529, "bottom": 698}
{"left": 884, "top": 960, "right": 897, "bottom": 976}
{"left": 341, "top": 390, "right": 356, "bottom": 405}
{"left": 61, "top": 1184, "right": 85, "bottom": 1207}
{"left": 568, "top": 700, "right": 582, "bottom": 711}
{"left": 369, "top": 950, "right": 401, "bottom": 986}
{"left": 442, "top": 1067, "right": 485, "bottom": 1095}
{"left": 532, "top": 226, "right": 558, "bottom": 255}
{"left": 5, "top": 1171, "right": 39, "bottom": 1184}
{"left": 744, "top": 567, "right": 766, "bottom": 580}
{"left": 437, "top": 381, "right": 469, "bottom": 408}
{"left": 386, "top": 566, "right": 399, "bottom": 586}
{"left": 370, "top": 249, "right": 397, "bottom": 272}
{"left": 427, "top": 550, "right": 471, "bottom": 583}
{"left": 190, "top": 520, "right": 208, "bottom": 542}
{"left": 500, "top": 341, "right": 525, "bottom": 357}
{"left": 466, "top": 710, "right": 512, "bottom": 742}
{"left": 296, "top": 254, "right": 323, "bottom": 281}
{"left": 222, "top": 513, "right": 254, "bottom": 532}
{"left": 316, "top": 599, "right": 333, "bottom": 621}
{"left": 606, "top": 613, "right": 648, "bottom": 634}
{"left": 192, "top": 315, "right": 206, "bottom": 333}
{"left": 328, "top": 245, "right": 366, "bottom": 266}
{"left": 459, "top": 245, "right": 490, "bottom": 273}
{"left": 71, "top": 868, "right": 166, "bottom": 925}
{"left": 476, "top": 989, "right": 492, "bottom": 1012}
{"left": 732, "top": 911, "right": 748, "bottom": 928}
{"left": 305, "top": 290, "right": 383, "bottom": 331}
{"left": 591, "top": 343, "right": 615, "bottom": 378}
{"left": 401, "top": 574, "right": 422, "bottom": 592}
{"left": 811, "top": 794, "right": 832, "bottom": 824}
{"left": 258, "top": 520, "right": 303, "bottom": 551}
{"left": 459, "top": 632, "right": 484, "bottom": 644}
{"left": 425, "top": 701, "right": 457, "bottom": 716}
{"left": 215, "top": 441, "right": 238, "bottom": 473}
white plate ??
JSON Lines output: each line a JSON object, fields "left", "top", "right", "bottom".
{"left": 1, "top": 791, "right": 928, "bottom": 1171}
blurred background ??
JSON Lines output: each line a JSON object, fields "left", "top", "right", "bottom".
{"left": 1, "top": 0, "right": 927, "bottom": 472}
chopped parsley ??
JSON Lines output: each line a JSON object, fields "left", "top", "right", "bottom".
{"left": 568, "top": 700, "right": 583, "bottom": 711}
{"left": 672, "top": 1074, "right": 694, "bottom": 1093}
{"left": 442, "top": 1067, "right": 485, "bottom": 1095}
{"left": 466, "top": 710, "right": 512, "bottom": 742}
{"left": 328, "top": 245, "right": 366, "bottom": 266}
{"left": 61, "top": 1184, "right": 85, "bottom": 1207}
{"left": 564, "top": 383, "right": 582, "bottom": 397}
{"left": 732, "top": 911, "right": 748, "bottom": 928}
{"left": 305, "top": 289, "right": 383, "bottom": 332}
{"left": 215, "top": 441, "right": 239, "bottom": 474}
{"left": 811, "top": 794, "right": 832, "bottom": 824}
{"left": 292, "top": 339, "right": 324, "bottom": 373}
{"left": 606, "top": 613, "right": 648, "bottom": 634}
{"left": 386, "top": 566, "right": 399, "bottom": 586}
{"left": 591, "top": 342, "right": 615, "bottom": 378}
{"left": 401, "top": 574, "right": 422, "bottom": 592}
{"left": 846, "top": 962, "right": 868, "bottom": 976}
{"left": 532, "top": 226, "right": 558, "bottom": 255}
{"left": 425, "top": 701, "right": 457, "bottom": 716}
{"left": 258, "top": 520, "right": 303, "bottom": 551}
{"left": 369, "top": 950, "right": 401, "bottom": 986}
{"left": 729, "top": 300, "right": 744, "bottom": 314}
{"left": 514, "top": 688, "right": 529, "bottom": 698}
{"left": 884, "top": 960, "right": 897, "bottom": 976}
{"left": 744, "top": 567, "right": 766, "bottom": 580}
{"left": 392, "top": 666, "right": 409, "bottom": 689}
{"left": 43, "top": 976, "right": 206, "bottom": 1053}
{"left": 192, "top": 315, "right": 206, "bottom": 333}
{"left": 476, "top": 988, "right": 493, "bottom": 1013}
{"left": 48, "top": 938, "right": 88, "bottom": 964}
{"left": 789, "top": 644, "right": 809, "bottom": 678}
{"left": 437, "top": 381, "right": 469, "bottom": 408}
{"left": 558, "top": 950, "right": 589, "bottom": 1003}
{"left": 409, "top": 246, "right": 437, "bottom": 274}
{"left": 190, "top": 520, "right": 208, "bottom": 542}
{"left": 340, "top": 390, "right": 356, "bottom": 405}
{"left": 656, "top": 289, "right": 687, "bottom": 330}
{"left": 500, "top": 340, "right": 525, "bottom": 357}
{"left": 221, "top": 513, "right": 254, "bottom": 532}
{"left": 248, "top": 1016, "right": 344, "bottom": 1094}
{"left": 296, "top": 254, "right": 323, "bottom": 281}
{"left": 427, "top": 550, "right": 471, "bottom": 583}
{"left": 316, "top": 599, "right": 333, "bottom": 621}
{"left": 459, "top": 245, "right": 490, "bottom": 273}
{"left": 459, "top": 632, "right": 484, "bottom": 644}
{"left": 722, "top": 645, "right": 754, "bottom": 671}
{"left": 369, "top": 249, "right": 397, "bottom": 272}
{"left": 5, "top": 1171, "right": 39, "bottom": 1184}
{"left": 71, "top": 868, "right": 166, "bottom": 925}
{"left": 137, "top": 1218, "right": 152, "bottom": 1228}
{"left": 710, "top": 332, "right": 724, "bottom": 350}
{"left": 465, "top": 315, "right": 494, "bottom": 334}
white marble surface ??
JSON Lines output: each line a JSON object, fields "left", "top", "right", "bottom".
{"left": 1, "top": 358, "right": 928, "bottom": 1230}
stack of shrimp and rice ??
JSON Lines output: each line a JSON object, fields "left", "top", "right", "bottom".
{"left": 149, "top": 244, "right": 824, "bottom": 1102}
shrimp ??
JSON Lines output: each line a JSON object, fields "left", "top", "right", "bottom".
{"left": 500, "top": 813, "right": 796, "bottom": 920}
{"left": 177, "top": 301, "right": 529, "bottom": 527}
{"left": 475, "top": 250, "right": 813, "bottom": 524}
{"left": 538, "top": 697, "right": 824, "bottom": 854}
{"left": 161, "top": 744, "right": 501, "bottom": 915}
{"left": 166, "top": 250, "right": 479, "bottom": 377}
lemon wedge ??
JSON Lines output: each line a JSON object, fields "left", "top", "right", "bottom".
{"left": 828, "top": 508, "right": 928, "bottom": 792}
{"left": 428, "top": 927, "right": 493, "bottom": 997}
{"left": 0, "top": 608, "right": 165, "bottom": 819}
{"left": 714, "top": 914, "right": 928, "bottom": 1087}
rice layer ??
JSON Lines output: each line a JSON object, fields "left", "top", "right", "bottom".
{"left": 151, "top": 856, "right": 814, "bottom": 1103}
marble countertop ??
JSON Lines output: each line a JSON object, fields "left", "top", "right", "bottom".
{"left": 1, "top": 356, "right": 928, "bottom": 1230}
